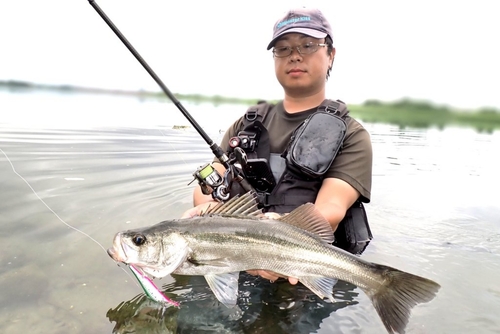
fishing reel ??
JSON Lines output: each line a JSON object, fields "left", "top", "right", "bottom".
{"left": 191, "top": 147, "right": 253, "bottom": 202}
{"left": 192, "top": 163, "right": 230, "bottom": 201}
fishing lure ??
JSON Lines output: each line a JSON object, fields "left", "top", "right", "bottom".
{"left": 129, "top": 264, "right": 180, "bottom": 307}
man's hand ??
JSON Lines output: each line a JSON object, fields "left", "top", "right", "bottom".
{"left": 247, "top": 270, "right": 299, "bottom": 285}
{"left": 181, "top": 200, "right": 219, "bottom": 218}
{"left": 263, "top": 212, "right": 283, "bottom": 219}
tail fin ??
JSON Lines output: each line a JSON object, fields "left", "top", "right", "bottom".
{"left": 365, "top": 264, "right": 440, "bottom": 334}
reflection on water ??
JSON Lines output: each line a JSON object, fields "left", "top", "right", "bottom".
{"left": 1, "top": 91, "right": 500, "bottom": 333}
{"left": 107, "top": 273, "right": 360, "bottom": 334}
{"left": 107, "top": 295, "right": 178, "bottom": 334}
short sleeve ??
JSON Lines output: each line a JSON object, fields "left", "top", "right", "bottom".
{"left": 326, "top": 117, "right": 372, "bottom": 202}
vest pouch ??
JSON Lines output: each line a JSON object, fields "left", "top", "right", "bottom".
{"left": 333, "top": 201, "right": 373, "bottom": 255}
{"left": 286, "top": 112, "right": 347, "bottom": 178}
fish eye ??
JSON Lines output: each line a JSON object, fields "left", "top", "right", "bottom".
{"left": 132, "top": 234, "right": 146, "bottom": 246}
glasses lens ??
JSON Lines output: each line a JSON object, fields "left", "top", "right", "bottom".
{"left": 273, "top": 43, "right": 322, "bottom": 57}
{"left": 273, "top": 46, "right": 290, "bottom": 57}
{"left": 299, "top": 43, "right": 318, "bottom": 55}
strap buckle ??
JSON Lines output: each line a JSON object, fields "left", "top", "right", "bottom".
{"left": 245, "top": 108, "right": 258, "bottom": 121}
{"left": 320, "top": 102, "right": 340, "bottom": 115}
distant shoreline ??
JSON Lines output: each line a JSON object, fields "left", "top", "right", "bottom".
{"left": 0, "top": 80, "right": 264, "bottom": 106}
{"left": 2, "top": 80, "right": 499, "bottom": 132}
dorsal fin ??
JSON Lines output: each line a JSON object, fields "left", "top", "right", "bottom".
{"left": 278, "top": 203, "right": 334, "bottom": 244}
{"left": 203, "top": 192, "right": 262, "bottom": 217}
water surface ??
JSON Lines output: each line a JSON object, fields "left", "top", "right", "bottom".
{"left": 1, "top": 90, "right": 499, "bottom": 333}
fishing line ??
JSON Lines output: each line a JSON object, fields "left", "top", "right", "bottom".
{"left": 0, "top": 147, "right": 142, "bottom": 284}
{"left": 0, "top": 148, "right": 107, "bottom": 252}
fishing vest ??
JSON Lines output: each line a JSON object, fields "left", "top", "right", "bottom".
{"left": 234, "top": 99, "right": 349, "bottom": 213}
{"left": 229, "top": 99, "right": 373, "bottom": 255}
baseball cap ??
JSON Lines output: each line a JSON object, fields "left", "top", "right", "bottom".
{"left": 267, "top": 8, "right": 333, "bottom": 50}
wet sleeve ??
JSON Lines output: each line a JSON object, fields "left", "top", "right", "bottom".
{"left": 326, "top": 118, "right": 372, "bottom": 202}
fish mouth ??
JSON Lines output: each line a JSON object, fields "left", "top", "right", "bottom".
{"left": 106, "top": 247, "right": 118, "bottom": 259}
{"left": 107, "top": 245, "right": 126, "bottom": 262}
{"left": 107, "top": 245, "right": 163, "bottom": 281}
{"left": 106, "top": 234, "right": 165, "bottom": 277}
{"left": 107, "top": 233, "right": 131, "bottom": 263}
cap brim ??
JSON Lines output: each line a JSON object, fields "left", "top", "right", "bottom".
{"left": 267, "top": 28, "right": 328, "bottom": 50}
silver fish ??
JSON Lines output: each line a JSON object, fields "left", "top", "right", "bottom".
{"left": 108, "top": 192, "right": 440, "bottom": 334}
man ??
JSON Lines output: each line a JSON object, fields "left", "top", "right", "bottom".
{"left": 182, "top": 8, "right": 372, "bottom": 285}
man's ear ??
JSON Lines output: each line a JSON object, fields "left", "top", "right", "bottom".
{"left": 330, "top": 47, "right": 336, "bottom": 66}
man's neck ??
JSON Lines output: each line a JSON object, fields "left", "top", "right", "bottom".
{"left": 283, "top": 90, "right": 326, "bottom": 113}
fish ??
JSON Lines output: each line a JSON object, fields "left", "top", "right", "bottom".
{"left": 108, "top": 192, "right": 440, "bottom": 334}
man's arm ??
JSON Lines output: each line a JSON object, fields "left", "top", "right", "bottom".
{"left": 314, "top": 177, "right": 360, "bottom": 231}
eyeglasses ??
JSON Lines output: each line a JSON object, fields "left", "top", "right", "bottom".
{"left": 272, "top": 42, "right": 328, "bottom": 58}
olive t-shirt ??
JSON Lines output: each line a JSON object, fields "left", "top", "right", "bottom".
{"left": 219, "top": 101, "right": 372, "bottom": 202}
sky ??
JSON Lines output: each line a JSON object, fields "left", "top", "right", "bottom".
{"left": 1, "top": 0, "right": 499, "bottom": 109}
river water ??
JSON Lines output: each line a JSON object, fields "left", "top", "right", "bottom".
{"left": 1, "top": 90, "right": 499, "bottom": 334}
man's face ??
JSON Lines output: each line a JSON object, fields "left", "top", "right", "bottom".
{"left": 273, "top": 33, "right": 335, "bottom": 97}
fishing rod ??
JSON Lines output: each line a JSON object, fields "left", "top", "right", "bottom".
{"left": 88, "top": 0, "right": 253, "bottom": 200}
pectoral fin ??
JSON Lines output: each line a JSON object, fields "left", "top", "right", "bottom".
{"left": 204, "top": 272, "right": 240, "bottom": 307}
{"left": 300, "top": 276, "right": 338, "bottom": 303}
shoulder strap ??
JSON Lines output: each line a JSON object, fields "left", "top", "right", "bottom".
{"left": 318, "top": 99, "right": 349, "bottom": 118}
{"left": 243, "top": 99, "right": 346, "bottom": 125}
{"left": 242, "top": 100, "right": 275, "bottom": 127}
